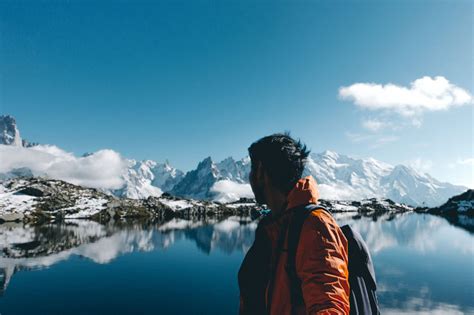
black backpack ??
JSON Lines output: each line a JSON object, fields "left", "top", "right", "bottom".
{"left": 286, "top": 204, "right": 380, "bottom": 315}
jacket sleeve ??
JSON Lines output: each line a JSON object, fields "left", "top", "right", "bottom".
{"left": 295, "top": 211, "right": 350, "bottom": 315}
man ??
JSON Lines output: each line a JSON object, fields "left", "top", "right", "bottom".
{"left": 238, "top": 133, "right": 350, "bottom": 315}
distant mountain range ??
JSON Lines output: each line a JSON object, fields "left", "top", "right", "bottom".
{"left": 0, "top": 115, "right": 468, "bottom": 207}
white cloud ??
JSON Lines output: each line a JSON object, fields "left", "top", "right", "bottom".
{"left": 0, "top": 144, "right": 127, "bottom": 189}
{"left": 210, "top": 180, "right": 254, "bottom": 203}
{"left": 346, "top": 132, "right": 399, "bottom": 148}
{"left": 362, "top": 119, "right": 385, "bottom": 131}
{"left": 339, "top": 76, "right": 473, "bottom": 117}
{"left": 345, "top": 132, "right": 371, "bottom": 143}
{"left": 410, "top": 117, "right": 423, "bottom": 127}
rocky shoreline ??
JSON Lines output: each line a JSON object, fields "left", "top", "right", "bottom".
{"left": 1, "top": 178, "right": 472, "bottom": 231}
{"left": 0, "top": 178, "right": 260, "bottom": 224}
{"left": 415, "top": 189, "right": 474, "bottom": 232}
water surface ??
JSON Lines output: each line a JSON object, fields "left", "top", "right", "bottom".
{"left": 0, "top": 213, "right": 473, "bottom": 314}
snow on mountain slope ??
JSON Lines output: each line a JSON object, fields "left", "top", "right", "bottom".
{"left": 170, "top": 156, "right": 251, "bottom": 200}
{"left": 0, "top": 115, "right": 466, "bottom": 206}
{"left": 1, "top": 144, "right": 462, "bottom": 206}
{"left": 174, "top": 150, "right": 466, "bottom": 206}
{"left": 216, "top": 156, "right": 251, "bottom": 183}
{"left": 170, "top": 157, "right": 221, "bottom": 200}
{"left": 112, "top": 159, "right": 184, "bottom": 199}
{"left": 150, "top": 160, "right": 185, "bottom": 191}
{"left": 303, "top": 151, "right": 466, "bottom": 207}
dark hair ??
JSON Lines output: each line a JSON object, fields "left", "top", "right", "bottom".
{"left": 248, "top": 132, "right": 310, "bottom": 193}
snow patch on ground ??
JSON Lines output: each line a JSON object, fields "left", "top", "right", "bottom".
{"left": 0, "top": 182, "right": 109, "bottom": 220}
{"left": 158, "top": 199, "right": 194, "bottom": 211}
{"left": 330, "top": 203, "right": 359, "bottom": 212}
{"left": 61, "top": 197, "right": 108, "bottom": 219}
{"left": 0, "top": 185, "right": 37, "bottom": 220}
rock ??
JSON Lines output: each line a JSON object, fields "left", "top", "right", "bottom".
{"left": 0, "top": 115, "right": 22, "bottom": 146}
{"left": 15, "top": 187, "right": 45, "bottom": 197}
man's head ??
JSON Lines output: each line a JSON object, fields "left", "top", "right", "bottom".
{"left": 248, "top": 133, "right": 310, "bottom": 205}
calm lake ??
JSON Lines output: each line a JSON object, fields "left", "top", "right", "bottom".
{"left": 0, "top": 212, "right": 473, "bottom": 315}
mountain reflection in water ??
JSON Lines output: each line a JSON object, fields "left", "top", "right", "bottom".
{"left": 0, "top": 213, "right": 473, "bottom": 314}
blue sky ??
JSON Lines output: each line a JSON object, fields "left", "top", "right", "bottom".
{"left": 1, "top": 1, "right": 472, "bottom": 187}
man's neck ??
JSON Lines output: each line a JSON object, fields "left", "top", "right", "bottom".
{"left": 266, "top": 191, "right": 288, "bottom": 218}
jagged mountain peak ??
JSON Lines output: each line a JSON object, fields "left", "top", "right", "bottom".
{"left": 391, "top": 164, "right": 416, "bottom": 174}
{"left": 163, "top": 159, "right": 172, "bottom": 168}
{"left": 196, "top": 157, "right": 219, "bottom": 177}
{"left": 220, "top": 156, "right": 235, "bottom": 163}
{"left": 320, "top": 150, "right": 340, "bottom": 159}
{"left": 197, "top": 156, "right": 214, "bottom": 168}
{"left": 169, "top": 155, "right": 251, "bottom": 199}
{"left": 0, "top": 115, "right": 22, "bottom": 146}
{"left": 385, "top": 165, "right": 427, "bottom": 184}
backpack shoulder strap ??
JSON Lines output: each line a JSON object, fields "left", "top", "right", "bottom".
{"left": 341, "top": 224, "right": 377, "bottom": 289}
{"left": 286, "top": 204, "right": 328, "bottom": 310}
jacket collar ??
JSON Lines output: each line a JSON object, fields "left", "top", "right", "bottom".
{"left": 259, "top": 176, "right": 320, "bottom": 244}
{"left": 286, "top": 176, "right": 320, "bottom": 210}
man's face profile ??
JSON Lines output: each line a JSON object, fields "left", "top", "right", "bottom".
{"left": 249, "top": 160, "right": 266, "bottom": 205}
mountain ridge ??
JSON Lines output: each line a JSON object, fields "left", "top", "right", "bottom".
{"left": 0, "top": 115, "right": 467, "bottom": 206}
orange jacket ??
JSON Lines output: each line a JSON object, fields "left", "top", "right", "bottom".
{"left": 239, "top": 176, "right": 350, "bottom": 315}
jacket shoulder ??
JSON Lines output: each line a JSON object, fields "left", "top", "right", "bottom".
{"left": 305, "top": 209, "right": 341, "bottom": 232}
{"left": 300, "top": 209, "right": 347, "bottom": 248}
{"left": 294, "top": 208, "right": 350, "bottom": 314}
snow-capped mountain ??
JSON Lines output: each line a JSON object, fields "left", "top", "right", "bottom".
{"left": 216, "top": 156, "right": 251, "bottom": 183}
{"left": 170, "top": 150, "right": 465, "bottom": 206}
{"left": 170, "top": 156, "right": 251, "bottom": 200}
{"left": 380, "top": 165, "right": 464, "bottom": 207}
{"left": 304, "top": 151, "right": 466, "bottom": 207}
{"left": 112, "top": 159, "right": 184, "bottom": 199}
{"left": 0, "top": 115, "right": 22, "bottom": 146}
{"left": 0, "top": 114, "right": 467, "bottom": 206}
